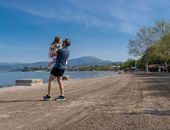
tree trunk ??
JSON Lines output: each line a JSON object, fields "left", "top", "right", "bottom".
{"left": 145, "top": 62, "right": 149, "bottom": 72}
{"left": 164, "top": 61, "right": 168, "bottom": 73}
{"left": 145, "top": 57, "right": 149, "bottom": 72}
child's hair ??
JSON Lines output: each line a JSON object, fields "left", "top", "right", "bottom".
{"left": 50, "top": 36, "right": 61, "bottom": 49}
{"left": 55, "top": 36, "right": 61, "bottom": 42}
{"left": 49, "top": 36, "right": 61, "bottom": 58}
{"left": 52, "top": 36, "right": 61, "bottom": 45}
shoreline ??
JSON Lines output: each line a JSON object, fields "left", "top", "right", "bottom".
{"left": 0, "top": 73, "right": 170, "bottom": 130}
{"left": 0, "top": 71, "right": 118, "bottom": 88}
{"left": 0, "top": 74, "right": 118, "bottom": 93}
{"left": 0, "top": 72, "right": 169, "bottom": 90}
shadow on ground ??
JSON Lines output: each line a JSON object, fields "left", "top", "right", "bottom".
{"left": 125, "top": 110, "right": 170, "bottom": 116}
{"left": 0, "top": 99, "right": 44, "bottom": 103}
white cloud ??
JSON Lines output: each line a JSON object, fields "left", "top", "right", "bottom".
{"left": 1, "top": 0, "right": 170, "bottom": 35}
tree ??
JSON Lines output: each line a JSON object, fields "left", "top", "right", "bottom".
{"left": 121, "top": 59, "right": 136, "bottom": 69}
{"left": 128, "top": 27, "right": 156, "bottom": 71}
{"left": 158, "top": 35, "right": 170, "bottom": 72}
{"left": 144, "top": 41, "right": 159, "bottom": 61}
{"left": 146, "top": 35, "right": 170, "bottom": 72}
{"left": 153, "top": 20, "right": 170, "bottom": 39}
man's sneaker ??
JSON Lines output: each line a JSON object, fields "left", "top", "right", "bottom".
{"left": 54, "top": 95, "right": 66, "bottom": 101}
{"left": 43, "top": 95, "right": 52, "bottom": 101}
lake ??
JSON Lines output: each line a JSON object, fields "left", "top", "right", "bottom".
{"left": 0, "top": 71, "right": 117, "bottom": 87}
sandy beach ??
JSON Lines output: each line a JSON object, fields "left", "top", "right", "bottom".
{"left": 0, "top": 73, "right": 170, "bottom": 130}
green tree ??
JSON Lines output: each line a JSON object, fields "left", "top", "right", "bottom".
{"left": 128, "top": 27, "right": 156, "bottom": 71}
{"left": 145, "top": 42, "right": 160, "bottom": 62}
{"left": 158, "top": 35, "right": 170, "bottom": 72}
{"left": 121, "top": 59, "right": 136, "bottom": 69}
{"left": 153, "top": 20, "right": 170, "bottom": 39}
{"left": 146, "top": 35, "right": 170, "bottom": 72}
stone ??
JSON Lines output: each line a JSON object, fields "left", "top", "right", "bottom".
{"left": 62, "top": 75, "right": 71, "bottom": 80}
{"left": 16, "top": 79, "right": 43, "bottom": 86}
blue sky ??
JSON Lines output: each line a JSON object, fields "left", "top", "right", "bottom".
{"left": 0, "top": 0, "right": 170, "bottom": 63}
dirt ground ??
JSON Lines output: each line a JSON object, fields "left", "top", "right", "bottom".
{"left": 0, "top": 73, "right": 170, "bottom": 130}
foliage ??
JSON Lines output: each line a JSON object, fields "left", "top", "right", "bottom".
{"left": 22, "top": 66, "right": 48, "bottom": 72}
{"left": 22, "top": 64, "right": 118, "bottom": 72}
{"left": 128, "top": 26, "right": 156, "bottom": 71}
{"left": 128, "top": 20, "right": 170, "bottom": 72}
{"left": 120, "top": 59, "right": 136, "bottom": 69}
{"left": 120, "top": 58, "right": 146, "bottom": 71}
{"left": 128, "top": 27, "right": 156, "bottom": 57}
{"left": 153, "top": 20, "right": 170, "bottom": 38}
{"left": 145, "top": 34, "right": 170, "bottom": 72}
{"left": 67, "top": 64, "right": 116, "bottom": 71}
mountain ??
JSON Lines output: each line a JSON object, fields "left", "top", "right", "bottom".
{"left": 0, "top": 62, "right": 48, "bottom": 72}
{"left": 68, "top": 56, "right": 112, "bottom": 66}
{"left": 0, "top": 56, "right": 113, "bottom": 72}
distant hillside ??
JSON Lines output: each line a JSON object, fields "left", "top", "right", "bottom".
{"left": 0, "top": 62, "right": 48, "bottom": 72}
{"left": 68, "top": 56, "right": 112, "bottom": 66}
{"left": 0, "top": 56, "right": 114, "bottom": 72}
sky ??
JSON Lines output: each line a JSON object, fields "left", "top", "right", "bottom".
{"left": 0, "top": 0, "right": 170, "bottom": 63}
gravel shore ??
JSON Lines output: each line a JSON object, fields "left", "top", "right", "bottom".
{"left": 0, "top": 73, "right": 170, "bottom": 130}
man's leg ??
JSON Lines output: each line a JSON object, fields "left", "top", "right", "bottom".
{"left": 57, "top": 76, "right": 64, "bottom": 96}
{"left": 48, "top": 74, "right": 56, "bottom": 96}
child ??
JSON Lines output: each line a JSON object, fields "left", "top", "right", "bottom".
{"left": 48, "top": 36, "right": 61, "bottom": 69}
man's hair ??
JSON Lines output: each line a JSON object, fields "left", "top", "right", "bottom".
{"left": 63, "top": 38, "right": 71, "bottom": 47}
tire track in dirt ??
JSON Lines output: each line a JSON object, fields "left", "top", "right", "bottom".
{"left": 0, "top": 75, "right": 123, "bottom": 130}
{"left": 1, "top": 73, "right": 170, "bottom": 130}
{"left": 59, "top": 73, "right": 170, "bottom": 130}
{"left": 54, "top": 75, "right": 133, "bottom": 130}
{"left": 0, "top": 76, "right": 119, "bottom": 112}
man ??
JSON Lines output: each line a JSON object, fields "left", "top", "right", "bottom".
{"left": 43, "top": 38, "right": 71, "bottom": 101}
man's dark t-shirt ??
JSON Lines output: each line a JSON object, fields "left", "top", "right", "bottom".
{"left": 55, "top": 47, "right": 69, "bottom": 69}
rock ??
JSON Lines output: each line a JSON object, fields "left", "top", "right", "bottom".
{"left": 16, "top": 79, "right": 43, "bottom": 86}
{"left": 62, "top": 75, "right": 71, "bottom": 80}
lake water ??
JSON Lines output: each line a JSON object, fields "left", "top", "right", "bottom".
{"left": 0, "top": 71, "right": 117, "bottom": 87}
